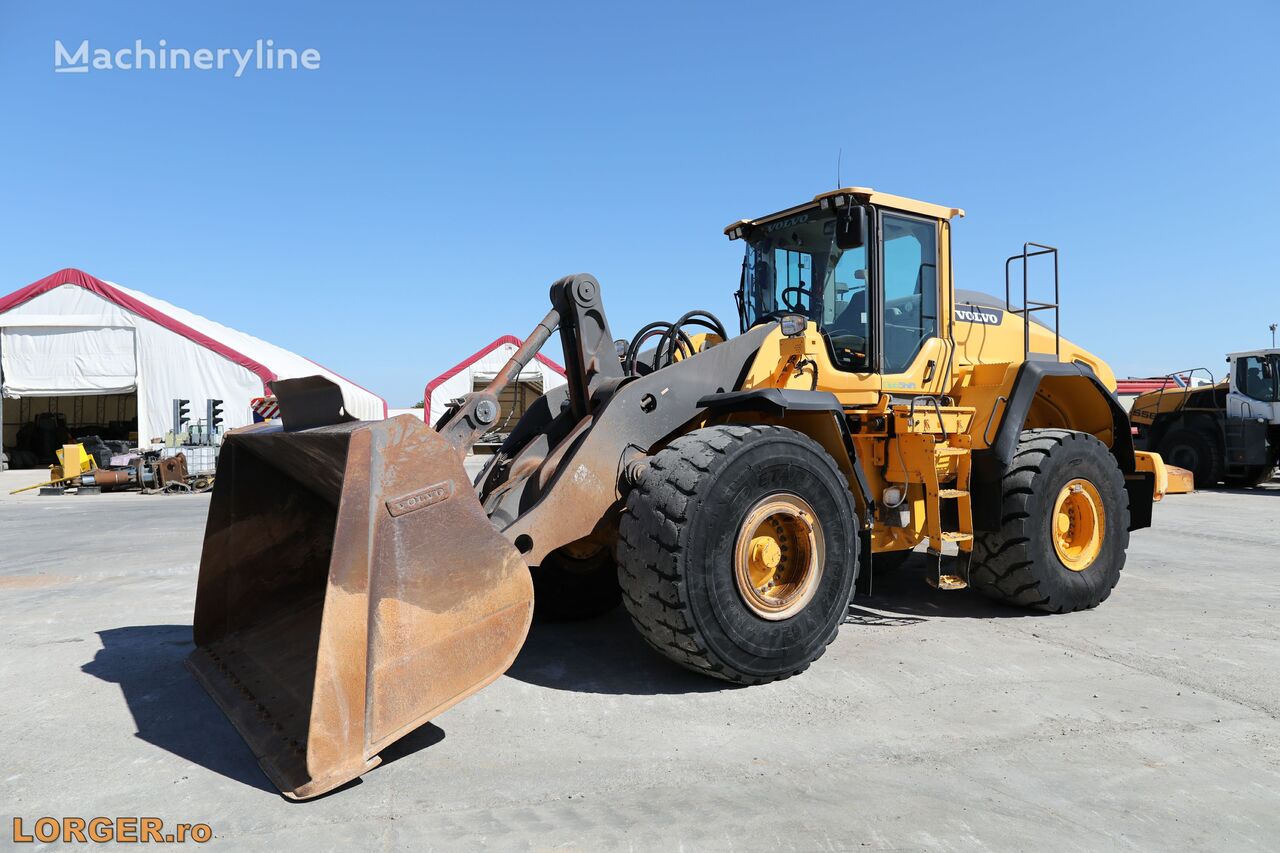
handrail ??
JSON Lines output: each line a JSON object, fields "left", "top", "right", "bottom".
{"left": 983, "top": 395, "right": 1008, "bottom": 446}
{"left": 1150, "top": 367, "right": 1215, "bottom": 418}
{"left": 1004, "top": 243, "right": 1060, "bottom": 359}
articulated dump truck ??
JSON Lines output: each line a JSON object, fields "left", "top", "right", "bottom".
{"left": 187, "top": 187, "right": 1171, "bottom": 798}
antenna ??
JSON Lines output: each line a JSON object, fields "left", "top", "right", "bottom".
{"left": 836, "top": 148, "right": 842, "bottom": 188}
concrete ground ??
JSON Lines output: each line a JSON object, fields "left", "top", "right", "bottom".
{"left": 2, "top": 467, "right": 1279, "bottom": 851}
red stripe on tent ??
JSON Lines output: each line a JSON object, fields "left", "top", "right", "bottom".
{"left": 0, "top": 268, "right": 278, "bottom": 393}
{"left": 422, "top": 334, "right": 567, "bottom": 422}
{"left": 1116, "top": 377, "right": 1189, "bottom": 395}
{"left": 1, "top": 269, "right": 389, "bottom": 416}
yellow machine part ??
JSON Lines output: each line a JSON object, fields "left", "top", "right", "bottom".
{"left": 1133, "top": 447, "right": 1192, "bottom": 495}
{"left": 1165, "top": 465, "right": 1196, "bottom": 494}
{"left": 1133, "top": 451, "right": 1168, "bottom": 502}
{"left": 55, "top": 443, "right": 95, "bottom": 475}
{"left": 7, "top": 445, "right": 91, "bottom": 495}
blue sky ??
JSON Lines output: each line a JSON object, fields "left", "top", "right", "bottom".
{"left": 1, "top": 1, "right": 1276, "bottom": 405}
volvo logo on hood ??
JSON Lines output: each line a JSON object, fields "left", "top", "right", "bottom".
{"left": 955, "top": 305, "right": 1003, "bottom": 325}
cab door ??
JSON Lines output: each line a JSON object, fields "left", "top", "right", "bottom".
{"left": 875, "top": 211, "right": 950, "bottom": 398}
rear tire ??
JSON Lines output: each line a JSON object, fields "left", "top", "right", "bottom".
{"left": 531, "top": 546, "right": 620, "bottom": 621}
{"left": 617, "top": 425, "right": 858, "bottom": 684}
{"left": 1158, "top": 427, "right": 1221, "bottom": 488}
{"left": 971, "top": 429, "right": 1130, "bottom": 613}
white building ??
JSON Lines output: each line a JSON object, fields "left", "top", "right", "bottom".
{"left": 423, "top": 335, "right": 566, "bottom": 428}
{"left": 0, "top": 268, "right": 385, "bottom": 466}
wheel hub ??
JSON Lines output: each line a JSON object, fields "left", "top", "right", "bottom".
{"left": 1051, "top": 478, "right": 1105, "bottom": 571}
{"left": 734, "top": 495, "right": 825, "bottom": 620}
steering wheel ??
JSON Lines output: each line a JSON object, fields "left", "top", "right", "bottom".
{"left": 829, "top": 333, "right": 868, "bottom": 366}
{"left": 780, "top": 285, "right": 812, "bottom": 311}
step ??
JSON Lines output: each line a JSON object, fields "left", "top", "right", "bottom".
{"left": 939, "top": 531, "right": 973, "bottom": 542}
{"left": 935, "top": 447, "right": 969, "bottom": 457}
{"left": 933, "top": 574, "right": 969, "bottom": 591}
{"left": 938, "top": 488, "right": 969, "bottom": 499}
{"left": 924, "top": 549, "right": 972, "bottom": 591}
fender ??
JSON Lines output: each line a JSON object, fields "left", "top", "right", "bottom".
{"left": 971, "top": 360, "right": 1152, "bottom": 532}
{"left": 699, "top": 388, "right": 875, "bottom": 520}
{"left": 697, "top": 387, "right": 844, "bottom": 416}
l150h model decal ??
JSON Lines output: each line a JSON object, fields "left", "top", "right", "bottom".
{"left": 955, "top": 305, "right": 1004, "bottom": 325}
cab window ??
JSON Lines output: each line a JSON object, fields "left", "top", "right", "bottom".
{"left": 740, "top": 215, "right": 869, "bottom": 370}
{"left": 822, "top": 242, "right": 869, "bottom": 370}
{"left": 881, "top": 213, "right": 938, "bottom": 373}
{"left": 1237, "top": 355, "right": 1278, "bottom": 402}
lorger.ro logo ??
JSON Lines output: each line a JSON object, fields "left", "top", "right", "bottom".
{"left": 954, "top": 305, "right": 1004, "bottom": 326}
{"left": 386, "top": 481, "right": 454, "bottom": 518}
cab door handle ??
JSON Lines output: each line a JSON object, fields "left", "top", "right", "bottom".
{"left": 923, "top": 359, "right": 936, "bottom": 384}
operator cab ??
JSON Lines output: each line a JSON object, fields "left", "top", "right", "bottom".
{"left": 1227, "top": 348, "right": 1280, "bottom": 422}
{"left": 727, "top": 188, "right": 963, "bottom": 376}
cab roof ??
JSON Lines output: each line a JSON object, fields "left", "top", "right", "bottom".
{"left": 724, "top": 187, "right": 964, "bottom": 239}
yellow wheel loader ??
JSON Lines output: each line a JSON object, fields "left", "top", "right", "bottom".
{"left": 188, "top": 187, "right": 1168, "bottom": 799}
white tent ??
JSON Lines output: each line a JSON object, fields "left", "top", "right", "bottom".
{"left": 423, "top": 335, "right": 566, "bottom": 427}
{"left": 0, "top": 268, "right": 385, "bottom": 458}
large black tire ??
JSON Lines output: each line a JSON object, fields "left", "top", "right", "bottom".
{"left": 1158, "top": 427, "right": 1222, "bottom": 488}
{"left": 617, "top": 424, "right": 858, "bottom": 684}
{"left": 970, "top": 429, "right": 1130, "bottom": 613}
{"left": 530, "top": 545, "right": 621, "bottom": 621}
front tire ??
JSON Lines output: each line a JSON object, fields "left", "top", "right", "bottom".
{"left": 971, "top": 429, "right": 1130, "bottom": 613}
{"left": 617, "top": 425, "right": 859, "bottom": 684}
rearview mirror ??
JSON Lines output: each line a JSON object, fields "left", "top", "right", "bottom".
{"left": 836, "top": 206, "right": 866, "bottom": 250}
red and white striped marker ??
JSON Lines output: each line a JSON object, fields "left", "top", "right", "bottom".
{"left": 250, "top": 396, "right": 280, "bottom": 421}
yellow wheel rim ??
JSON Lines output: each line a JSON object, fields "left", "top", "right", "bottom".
{"left": 1051, "top": 478, "right": 1105, "bottom": 571}
{"left": 733, "top": 494, "right": 824, "bottom": 620}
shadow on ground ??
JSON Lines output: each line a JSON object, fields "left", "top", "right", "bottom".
{"left": 82, "top": 625, "right": 275, "bottom": 793}
{"left": 1212, "top": 485, "right": 1280, "bottom": 497}
{"left": 81, "top": 625, "right": 451, "bottom": 797}
{"left": 855, "top": 552, "right": 1044, "bottom": 621}
{"left": 508, "top": 553, "right": 1049, "bottom": 693}
{"left": 506, "top": 607, "right": 730, "bottom": 696}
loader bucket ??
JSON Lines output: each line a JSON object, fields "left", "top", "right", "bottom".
{"left": 186, "top": 414, "right": 533, "bottom": 800}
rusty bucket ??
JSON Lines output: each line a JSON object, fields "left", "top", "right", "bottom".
{"left": 187, "top": 414, "right": 532, "bottom": 799}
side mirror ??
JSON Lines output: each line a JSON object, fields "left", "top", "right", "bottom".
{"left": 836, "top": 206, "right": 866, "bottom": 250}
